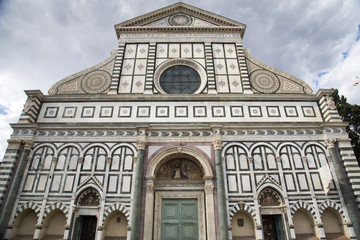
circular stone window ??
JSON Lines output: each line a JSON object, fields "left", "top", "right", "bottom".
{"left": 154, "top": 59, "right": 207, "bottom": 94}
{"left": 159, "top": 65, "right": 201, "bottom": 94}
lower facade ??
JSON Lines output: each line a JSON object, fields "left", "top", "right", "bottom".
{"left": 0, "top": 134, "right": 358, "bottom": 240}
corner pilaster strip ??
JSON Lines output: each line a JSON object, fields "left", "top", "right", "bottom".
{"left": 144, "top": 43, "right": 156, "bottom": 94}
{"left": 204, "top": 43, "right": 217, "bottom": 94}
{"left": 236, "top": 44, "right": 252, "bottom": 94}
{"left": 109, "top": 43, "right": 126, "bottom": 92}
{"left": 0, "top": 140, "right": 34, "bottom": 239}
{"left": 325, "top": 138, "right": 360, "bottom": 239}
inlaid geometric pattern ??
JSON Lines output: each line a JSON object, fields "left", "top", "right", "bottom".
{"left": 137, "top": 106, "right": 150, "bottom": 117}
{"left": 63, "top": 107, "right": 77, "bottom": 118}
{"left": 248, "top": 106, "right": 262, "bottom": 117}
{"left": 193, "top": 106, "right": 206, "bottom": 117}
{"left": 44, "top": 107, "right": 58, "bottom": 118}
{"left": 119, "top": 44, "right": 148, "bottom": 93}
{"left": 100, "top": 107, "right": 113, "bottom": 118}
{"left": 302, "top": 106, "right": 316, "bottom": 117}
{"left": 118, "top": 106, "right": 132, "bottom": 117}
{"left": 156, "top": 106, "right": 169, "bottom": 117}
{"left": 81, "top": 107, "right": 95, "bottom": 118}
{"left": 285, "top": 106, "right": 298, "bottom": 117}
{"left": 267, "top": 106, "right": 280, "bottom": 117}
{"left": 212, "top": 43, "right": 242, "bottom": 93}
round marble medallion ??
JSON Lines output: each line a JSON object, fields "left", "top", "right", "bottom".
{"left": 169, "top": 13, "right": 193, "bottom": 26}
{"left": 250, "top": 70, "right": 280, "bottom": 93}
{"left": 81, "top": 70, "right": 111, "bottom": 94}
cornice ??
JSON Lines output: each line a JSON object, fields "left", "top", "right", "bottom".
{"left": 31, "top": 92, "right": 319, "bottom": 103}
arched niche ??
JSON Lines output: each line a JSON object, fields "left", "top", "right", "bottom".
{"left": 102, "top": 210, "right": 128, "bottom": 240}
{"left": 9, "top": 209, "right": 37, "bottom": 240}
{"left": 39, "top": 209, "right": 66, "bottom": 240}
{"left": 322, "top": 208, "right": 349, "bottom": 240}
{"left": 231, "top": 210, "right": 256, "bottom": 240}
{"left": 293, "top": 208, "right": 318, "bottom": 240}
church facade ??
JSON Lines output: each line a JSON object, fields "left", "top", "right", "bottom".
{"left": 0, "top": 3, "right": 359, "bottom": 240}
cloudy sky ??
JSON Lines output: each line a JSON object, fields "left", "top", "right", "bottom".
{"left": 0, "top": 0, "right": 359, "bottom": 160}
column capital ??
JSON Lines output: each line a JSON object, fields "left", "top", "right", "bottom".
{"left": 247, "top": 156, "right": 253, "bottom": 163}
{"left": 145, "top": 182, "right": 154, "bottom": 193}
{"left": 212, "top": 134, "right": 222, "bottom": 150}
{"left": 78, "top": 157, "right": 84, "bottom": 164}
{"left": 301, "top": 156, "right": 307, "bottom": 162}
{"left": 325, "top": 138, "right": 337, "bottom": 149}
{"left": 22, "top": 140, "right": 34, "bottom": 150}
{"left": 136, "top": 137, "right": 147, "bottom": 151}
{"left": 106, "top": 157, "right": 112, "bottom": 164}
{"left": 52, "top": 156, "right": 58, "bottom": 162}
{"left": 204, "top": 183, "right": 214, "bottom": 194}
{"left": 275, "top": 156, "right": 281, "bottom": 162}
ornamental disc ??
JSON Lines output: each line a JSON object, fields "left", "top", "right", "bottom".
{"left": 81, "top": 70, "right": 111, "bottom": 94}
{"left": 250, "top": 70, "right": 280, "bottom": 93}
{"left": 169, "top": 13, "right": 193, "bottom": 26}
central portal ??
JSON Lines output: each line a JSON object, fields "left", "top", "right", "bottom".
{"left": 161, "top": 199, "right": 198, "bottom": 240}
{"left": 144, "top": 146, "right": 216, "bottom": 240}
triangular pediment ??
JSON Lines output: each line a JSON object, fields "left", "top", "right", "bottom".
{"left": 115, "top": 3, "right": 246, "bottom": 38}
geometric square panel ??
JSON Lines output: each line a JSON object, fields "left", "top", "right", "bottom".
{"left": 100, "top": 106, "right": 113, "bottom": 118}
{"left": 212, "top": 106, "right": 225, "bottom": 117}
{"left": 193, "top": 106, "right": 207, "bottom": 117}
{"left": 302, "top": 106, "right": 316, "bottom": 117}
{"left": 156, "top": 106, "right": 169, "bottom": 117}
{"left": 230, "top": 106, "right": 243, "bottom": 117}
{"left": 248, "top": 106, "right": 262, "bottom": 117}
{"left": 63, "top": 107, "right": 77, "bottom": 118}
{"left": 118, "top": 106, "right": 132, "bottom": 117}
{"left": 81, "top": 107, "right": 95, "bottom": 118}
{"left": 284, "top": 106, "right": 298, "bottom": 117}
{"left": 267, "top": 106, "right": 280, "bottom": 117}
{"left": 137, "top": 106, "right": 150, "bottom": 117}
{"left": 175, "top": 106, "right": 188, "bottom": 118}
{"left": 44, "top": 107, "right": 58, "bottom": 118}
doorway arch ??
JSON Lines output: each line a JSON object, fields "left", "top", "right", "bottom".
{"left": 144, "top": 145, "right": 216, "bottom": 240}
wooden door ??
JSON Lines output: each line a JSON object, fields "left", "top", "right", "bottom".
{"left": 262, "top": 215, "right": 278, "bottom": 240}
{"left": 161, "top": 199, "right": 198, "bottom": 240}
{"left": 80, "top": 216, "right": 97, "bottom": 240}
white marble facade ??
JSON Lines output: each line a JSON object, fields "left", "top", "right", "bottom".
{"left": 0, "top": 3, "right": 359, "bottom": 240}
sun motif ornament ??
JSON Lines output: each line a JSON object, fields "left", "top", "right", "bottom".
{"left": 81, "top": 70, "right": 111, "bottom": 94}
{"left": 168, "top": 13, "right": 193, "bottom": 26}
{"left": 250, "top": 69, "right": 280, "bottom": 93}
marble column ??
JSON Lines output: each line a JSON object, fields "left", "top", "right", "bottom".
{"left": 0, "top": 140, "right": 34, "bottom": 239}
{"left": 213, "top": 135, "right": 229, "bottom": 240}
{"left": 325, "top": 138, "right": 360, "bottom": 239}
{"left": 130, "top": 137, "right": 146, "bottom": 240}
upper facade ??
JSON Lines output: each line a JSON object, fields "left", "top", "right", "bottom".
{"left": 47, "top": 2, "right": 312, "bottom": 97}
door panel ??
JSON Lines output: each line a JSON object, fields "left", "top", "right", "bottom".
{"left": 161, "top": 199, "right": 198, "bottom": 240}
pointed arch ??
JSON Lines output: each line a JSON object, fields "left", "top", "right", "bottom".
{"left": 290, "top": 201, "right": 318, "bottom": 223}
{"left": 319, "top": 200, "right": 347, "bottom": 222}
{"left": 13, "top": 201, "right": 41, "bottom": 223}
{"left": 43, "top": 202, "right": 69, "bottom": 221}
{"left": 103, "top": 203, "right": 131, "bottom": 223}
{"left": 229, "top": 202, "right": 257, "bottom": 222}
